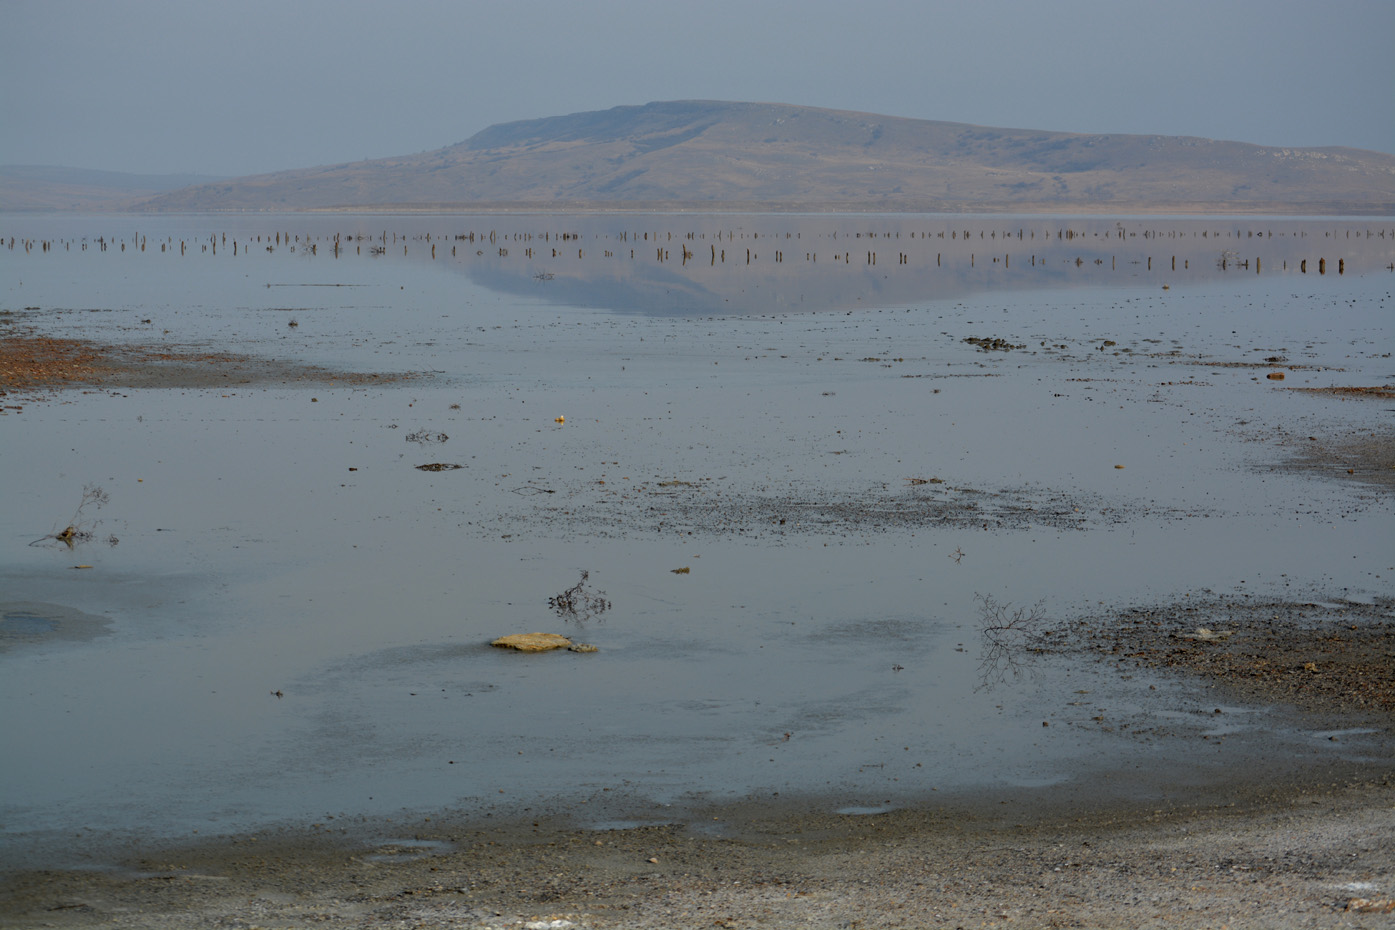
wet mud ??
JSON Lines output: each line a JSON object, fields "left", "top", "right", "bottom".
{"left": 1, "top": 214, "right": 1391, "bottom": 928}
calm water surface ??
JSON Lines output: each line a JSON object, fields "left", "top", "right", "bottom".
{"left": 1, "top": 214, "right": 1391, "bottom": 864}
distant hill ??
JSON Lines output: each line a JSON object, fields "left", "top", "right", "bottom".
{"left": 0, "top": 165, "right": 227, "bottom": 212}
{"left": 15, "top": 102, "right": 1395, "bottom": 214}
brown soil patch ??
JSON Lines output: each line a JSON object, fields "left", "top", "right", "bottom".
{"left": 0, "top": 317, "right": 415, "bottom": 395}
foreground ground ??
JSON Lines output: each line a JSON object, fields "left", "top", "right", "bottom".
{"left": 2, "top": 774, "right": 1392, "bottom": 930}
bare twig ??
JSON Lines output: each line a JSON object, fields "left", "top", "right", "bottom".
{"left": 975, "top": 593, "right": 1047, "bottom": 690}
{"left": 31, "top": 484, "right": 109, "bottom": 549}
{"left": 548, "top": 570, "right": 611, "bottom": 624}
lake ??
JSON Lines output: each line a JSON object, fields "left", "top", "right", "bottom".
{"left": 1, "top": 214, "right": 1391, "bottom": 867}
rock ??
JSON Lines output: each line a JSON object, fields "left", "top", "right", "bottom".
{"left": 1266, "top": 371, "right": 1285, "bottom": 380}
{"left": 491, "top": 633, "right": 572, "bottom": 652}
{"left": 568, "top": 643, "right": 598, "bottom": 653}
{"left": 1347, "top": 898, "right": 1395, "bottom": 914}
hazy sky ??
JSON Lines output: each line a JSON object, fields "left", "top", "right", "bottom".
{"left": 3, "top": 0, "right": 1392, "bottom": 177}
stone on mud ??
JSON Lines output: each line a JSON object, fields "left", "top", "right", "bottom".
{"left": 491, "top": 632, "right": 573, "bottom": 652}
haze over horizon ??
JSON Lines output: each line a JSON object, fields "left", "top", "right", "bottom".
{"left": 3, "top": 0, "right": 1393, "bottom": 180}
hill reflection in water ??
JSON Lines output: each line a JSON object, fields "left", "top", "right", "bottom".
{"left": 446, "top": 215, "right": 1393, "bottom": 315}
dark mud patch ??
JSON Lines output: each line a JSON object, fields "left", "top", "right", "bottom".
{"left": 1044, "top": 596, "right": 1395, "bottom": 720}
{"left": 1290, "top": 384, "right": 1395, "bottom": 400}
{"left": 0, "top": 601, "right": 112, "bottom": 652}
{"left": 1274, "top": 428, "right": 1395, "bottom": 492}
{"left": 1164, "top": 357, "right": 1326, "bottom": 371}
{"left": 494, "top": 478, "right": 1204, "bottom": 541}
{"left": 0, "top": 318, "right": 417, "bottom": 396}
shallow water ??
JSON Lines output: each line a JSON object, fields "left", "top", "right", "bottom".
{"left": 1, "top": 214, "right": 1391, "bottom": 863}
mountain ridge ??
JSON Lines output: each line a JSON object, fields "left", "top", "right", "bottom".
{"left": 8, "top": 101, "right": 1394, "bottom": 214}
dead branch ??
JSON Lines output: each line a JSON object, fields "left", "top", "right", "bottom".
{"left": 975, "top": 593, "right": 1047, "bottom": 690}
{"left": 30, "top": 484, "right": 109, "bottom": 549}
{"left": 548, "top": 570, "right": 611, "bottom": 624}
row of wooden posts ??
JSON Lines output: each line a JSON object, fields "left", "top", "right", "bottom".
{"left": 2, "top": 238, "right": 1360, "bottom": 276}
{"left": 8, "top": 224, "right": 1388, "bottom": 276}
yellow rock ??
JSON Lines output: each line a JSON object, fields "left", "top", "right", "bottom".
{"left": 491, "top": 633, "right": 572, "bottom": 652}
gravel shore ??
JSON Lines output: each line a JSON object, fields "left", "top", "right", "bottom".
{"left": 2, "top": 771, "right": 1391, "bottom": 929}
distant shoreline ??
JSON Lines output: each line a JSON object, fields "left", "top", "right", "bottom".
{"left": 6, "top": 200, "right": 1391, "bottom": 217}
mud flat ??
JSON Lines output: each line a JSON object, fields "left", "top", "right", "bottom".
{"left": 1, "top": 214, "right": 1391, "bottom": 927}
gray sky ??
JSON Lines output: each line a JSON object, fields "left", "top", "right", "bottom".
{"left": 3, "top": 0, "right": 1392, "bottom": 177}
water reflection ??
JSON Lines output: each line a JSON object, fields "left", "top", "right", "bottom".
{"left": 6, "top": 214, "right": 1392, "bottom": 315}
{"left": 448, "top": 216, "right": 1395, "bottom": 314}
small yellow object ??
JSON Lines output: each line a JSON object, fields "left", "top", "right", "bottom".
{"left": 555, "top": 415, "right": 565, "bottom": 423}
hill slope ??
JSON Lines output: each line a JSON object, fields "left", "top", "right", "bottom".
{"left": 0, "top": 166, "right": 226, "bottom": 212}
{"left": 97, "top": 102, "right": 1395, "bottom": 213}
